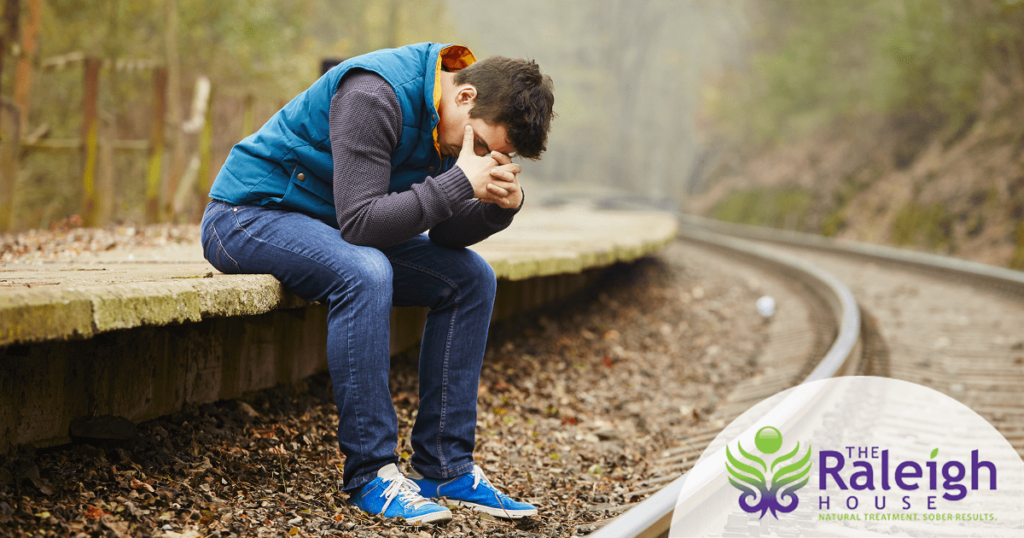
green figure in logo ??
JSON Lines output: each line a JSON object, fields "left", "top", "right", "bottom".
{"left": 725, "top": 426, "right": 812, "bottom": 519}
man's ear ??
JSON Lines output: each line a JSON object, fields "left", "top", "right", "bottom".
{"left": 456, "top": 84, "right": 477, "bottom": 107}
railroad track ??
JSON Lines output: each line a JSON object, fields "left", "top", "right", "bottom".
{"left": 588, "top": 215, "right": 1024, "bottom": 538}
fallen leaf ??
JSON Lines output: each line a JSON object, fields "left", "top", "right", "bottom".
{"left": 130, "top": 477, "right": 155, "bottom": 492}
{"left": 162, "top": 530, "right": 203, "bottom": 538}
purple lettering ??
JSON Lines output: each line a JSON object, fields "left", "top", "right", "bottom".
{"left": 942, "top": 461, "right": 967, "bottom": 501}
{"left": 819, "top": 451, "right": 847, "bottom": 490}
{"left": 971, "top": 450, "right": 996, "bottom": 491}
{"left": 881, "top": 449, "right": 890, "bottom": 490}
{"left": 850, "top": 461, "right": 874, "bottom": 490}
{"left": 895, "top": 461, "right": 921, "bottom": 490}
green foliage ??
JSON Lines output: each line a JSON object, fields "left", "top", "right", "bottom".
{"left": 710, "top": 186, "right": 814, "bottom": 231}
{"left": 714, "top": 0, "right": 1024, "bottom": 147}
{"left": 1010, "top": 222, "right": 1024, "bottom": 270}
{"left": 891, "top": 202, "right": 953, "bottom": 251}
{"left": 820, "top": 210, "right": 845, "bottom": 238}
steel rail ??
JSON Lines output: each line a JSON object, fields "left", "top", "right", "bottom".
{"left": 677, "top": 214, "right": 1024, "bottom": 294}
{"left": 592, "top": 212, "right": 1024, "bottom": 537}
{"left": 590, "top": 218, "right": 862, "bottom": 538}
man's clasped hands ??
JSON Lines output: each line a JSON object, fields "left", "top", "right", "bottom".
{"left": 455, "top": 125, "right": 523, "bottom": 209}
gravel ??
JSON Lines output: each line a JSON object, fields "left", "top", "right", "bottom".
{"left": 1, "top": 223, "right": 199, "bottom": 264}
{"left": 0, "top": 240, "right": 771, "bottom": 537}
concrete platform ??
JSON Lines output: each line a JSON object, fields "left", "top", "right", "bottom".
{"left": 0, "top": 207, "right": 677, "bottom": 452}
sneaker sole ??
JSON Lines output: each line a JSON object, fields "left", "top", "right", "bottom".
{"left": 404, "top": 510, "right": 453, "bottom": 525}
{"left": 356, "top": 508, "right": 452, "bottom": 525}
{"left": 440, "top": 499, "right": 537, "bottom": 519}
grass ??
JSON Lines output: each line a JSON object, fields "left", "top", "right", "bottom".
{"left": 891, "top": 202, "right": 953, "bottom": 252}
{"left": 710, "top": 187, "right": 815, "bottom": 231}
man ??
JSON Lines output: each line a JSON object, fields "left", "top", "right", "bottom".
{"left": 200, "top": 43, "right": 554, "bottom": 524}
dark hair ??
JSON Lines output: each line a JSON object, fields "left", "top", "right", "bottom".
{"left": 455, "top": 56, "right": 555, "bottom": 160}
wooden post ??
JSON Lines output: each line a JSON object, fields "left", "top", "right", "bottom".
{"left": 0, "top": 0, "right": 20, "bottom": 232}
{"left": 146, "top": 67, "right": 167, "bottom": 223}
{"left": 81, "top": 57, "right": 101, "bottom": 227}
{"left": 163, "top": 0, "right": 186, "bottom": 220}
{"left": 196, "top": 84, "right": 214, "bottom": 217}
{"left": 0, "top": 0, "right": 22, "bottom": 104}
{"left": 13, "top": 0, "right": 42, "bottom": 130}
{"left": 96, "top": 115, "right": 115, "bottom": 226}
{"left": 0, "top": 101, "right": 19, "bottom": 232}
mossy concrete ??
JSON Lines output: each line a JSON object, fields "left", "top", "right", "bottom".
{"left": 0, "top": 208, "right": 677, "bottom": 452}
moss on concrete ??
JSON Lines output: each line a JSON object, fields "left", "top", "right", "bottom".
{"left": 1, "top": 209, "right": 677, "bottom": 346}
{"left": 0, "top": 289, "right": 95, "bottom": 346}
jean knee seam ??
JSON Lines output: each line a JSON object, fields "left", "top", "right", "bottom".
{"left": 347, "top": 324, "right": 371, "bottom": 466}
{"left": 388, "top": 258, "right": 468, "bottom": 473}
{"left": 438, "top": 298, "right": 461, "bottom": 472}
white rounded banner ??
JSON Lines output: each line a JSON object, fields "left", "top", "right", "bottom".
{"left": 671, "top": 377, "right": 1024, "bottom": 537}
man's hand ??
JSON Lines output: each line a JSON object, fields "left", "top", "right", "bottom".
{"left": 455, "top": 125, "right": 499, "bottom": 199}
{"left": 480, "top": 151, "right": 523, "bottom": 209}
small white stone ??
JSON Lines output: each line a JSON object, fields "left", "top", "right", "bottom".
{"left": 755, "top": 296, "right": 775, "bottom": 318}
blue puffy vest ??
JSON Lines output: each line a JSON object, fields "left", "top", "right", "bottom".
{"left": 209, "top": 43, "right": 475, "bottom": 227}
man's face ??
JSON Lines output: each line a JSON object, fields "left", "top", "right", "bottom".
{"left": 437, "top": 85, "right": 515, "bottom": 160}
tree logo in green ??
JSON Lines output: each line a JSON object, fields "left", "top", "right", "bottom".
{"left": 725, "top": 426, "right": 813, "bottom": 519}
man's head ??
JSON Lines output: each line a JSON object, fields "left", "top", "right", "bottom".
{"left": 438, "top": 56, "right": 554, "bottom": 161}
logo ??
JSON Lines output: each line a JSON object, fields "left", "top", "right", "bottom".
{"left": 673, "top": 378, "right": 1023, "bottom": 537}
{"left": 725, "top": 426, "right": 813, "bottom": 519}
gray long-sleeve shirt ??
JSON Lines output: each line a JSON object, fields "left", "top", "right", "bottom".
{"left": 329, "top": 70, "right": 520, "bottom": 250}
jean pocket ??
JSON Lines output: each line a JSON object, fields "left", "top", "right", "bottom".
{"left": 202, "top": 222, "right": 241, "bottom": 274}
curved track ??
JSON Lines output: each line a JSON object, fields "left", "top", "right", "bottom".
{"left": 590, "top": 215, "right": 1024, "bottom": 538}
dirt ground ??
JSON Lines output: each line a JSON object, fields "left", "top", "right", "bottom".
{"left": 688, "top": 73, "right": 1024, "bottom": 269}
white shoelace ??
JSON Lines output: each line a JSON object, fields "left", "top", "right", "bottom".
{"left": 381, "top": 473, "right": 431, "bottom": 513}
{"left": 470, "top": 465, "right": 495, "bottom": 492}
{"left": 470, "top": 465, "right": 517, "bottom": 518}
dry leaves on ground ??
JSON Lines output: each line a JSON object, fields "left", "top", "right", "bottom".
{"left": 0, "top": 243, "right": 770, "bottom": 537}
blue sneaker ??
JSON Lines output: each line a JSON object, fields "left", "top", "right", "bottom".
{"left": 349, "top": 464, "right": 452, "bottom": 524}
{"left": 410, "top": 465, "right": 538, "bottom": 519}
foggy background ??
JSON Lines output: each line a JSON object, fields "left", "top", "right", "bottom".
{"left": 442, "top": 1, "right": 748, "bottom": 207}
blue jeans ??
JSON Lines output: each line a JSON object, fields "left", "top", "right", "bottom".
{"left": 200, "top": 200, "right": 494, "bottom": 491}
